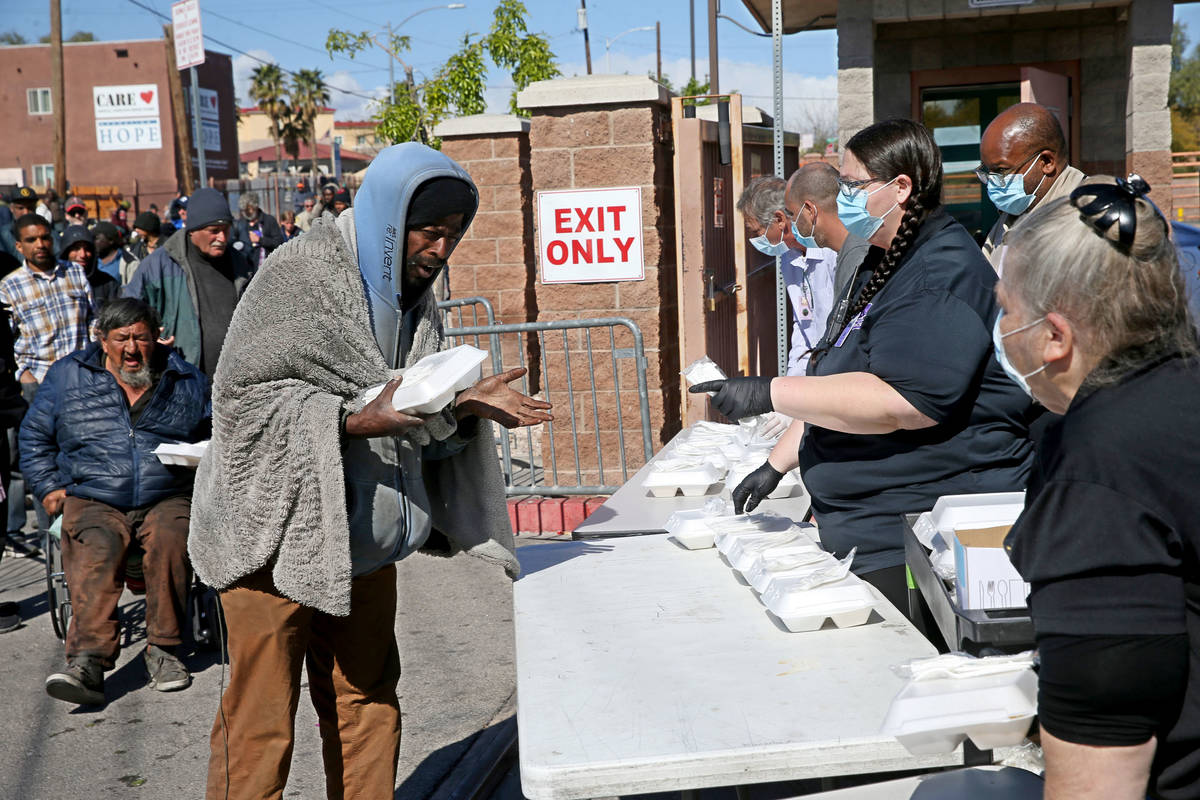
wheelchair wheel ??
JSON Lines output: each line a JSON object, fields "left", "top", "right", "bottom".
{"left": 43, "top": 526, "right": 71, "bottom": 641}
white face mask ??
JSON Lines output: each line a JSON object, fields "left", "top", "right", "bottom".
{"left": 992, "top": 310, "right": 1047, "bottom": 398}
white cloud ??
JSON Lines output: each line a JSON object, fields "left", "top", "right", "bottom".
{"left": 232, "top": 49, "right": 275, "bottom": 106}
{"left": 232, "top": 49, "right": 387, "bottom": 122}
{"left": 322, "top": 70, "right": 388, "bottom": 121}
{"left": 549, "top": 54, "right": 837, "bottom": 135}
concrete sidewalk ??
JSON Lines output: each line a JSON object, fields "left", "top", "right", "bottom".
{"left": 0, "top": 542, "right": 519, "bottom": 799}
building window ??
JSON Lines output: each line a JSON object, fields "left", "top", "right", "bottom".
{"left": 357, "top": 135, "right": 367, "bottom": 146}
{"left": 32, "top": 164, "right": 54, "bottom": 187}
{"left": 333, "top": 135, "right": 344, "bottom": 145}
{"left": 27, "top": 88, "right": 52, "bottom": 115}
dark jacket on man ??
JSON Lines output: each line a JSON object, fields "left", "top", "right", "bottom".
{"left": 19, "top": 342, "right": 210, "bottom": 511}
{"left": 124, "top": 228, "right": 255, "bottom": 373}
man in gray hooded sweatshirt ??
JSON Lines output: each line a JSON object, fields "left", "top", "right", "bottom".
{"left": 189, "top": 143, "right": 550, "bottom": 800}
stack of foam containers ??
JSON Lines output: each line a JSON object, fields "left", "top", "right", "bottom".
{"left": 692, "top": 515, "right": 879, "bottom": 633}
{"left": 881, "top": 655, "right": 1038, "bottom": 755}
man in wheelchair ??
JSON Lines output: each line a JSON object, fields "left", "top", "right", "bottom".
{"left": 20, "top": 298, "right": 210, "bottom": 705}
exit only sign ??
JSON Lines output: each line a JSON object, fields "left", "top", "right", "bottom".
{"left": 535, "top": 186, "right": 645, "bottom": 284}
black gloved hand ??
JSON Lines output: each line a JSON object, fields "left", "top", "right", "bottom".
{"left": 732, "top": 460, "right": 784, "bottom": 514}
{"left": 688, "top": 376, "right": 774, "bottom": 421}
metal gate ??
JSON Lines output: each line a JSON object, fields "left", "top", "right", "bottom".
{"left": 440, "top": 304, "right": 654, "bottom": 496}
{"left": 670, "top": 94, "right": 801, "bottom": 426}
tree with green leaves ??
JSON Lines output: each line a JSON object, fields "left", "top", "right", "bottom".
{"left": 38, "top": 31, "right": 94, "bottom": 43}
{"left": 656, "top": 74, "right": 711, "bottom": 106}
{"left": 327, "top": 0, "right": 559, "bottom": 147}
{"left": 250, "top": 63, "right": 291, "bottom": 175}
{"left": 290, "top": 68, "right": 331, "bottom": 179}
{"left": 0, "top": 31, "right": 27, "bottom": 45}
{"left": 1171, "top": 22, "right": 1200, "bottom": 151}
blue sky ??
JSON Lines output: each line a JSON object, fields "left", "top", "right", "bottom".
{"left": 8, "top": 1, "right": 1197, "bottom": 131}
{"left": 3, "top": 0, "right": 838, "bottom": 128}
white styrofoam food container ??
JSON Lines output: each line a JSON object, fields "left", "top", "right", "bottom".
{"left": 881, "top": 667, "right": 1037, "bottom": 755}
{"left": 360, "top": 345, "right": 489, "bottom": 414}
{"left": 744, "top": 546, "right": 835, "bottom": 593}
{"left": 154, "top": 440, "right": 209, "bottom": 467}
{"left": 723, "top": 529, "right": 805, "bottom": 573}
{"left": 712, "top": 516, "right": 800, "bottom": 554}
{"left": 681, "top": 356, "right": 727, "bottom": 387}
{"left": 760, "top": 574, "right": 877, "bottom": 632}
{"left": 666, "top": 510, "right": 739, "bottom": 550}
{"left": 641, "top": 464, "right": 722, "bottom": 497}
{"left": 929, "top": 492, "right": 1025, "bottom": 537}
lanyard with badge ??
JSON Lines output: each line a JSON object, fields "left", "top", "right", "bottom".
{"left": 834, "top": 303, "right": 873, "bottom": 347}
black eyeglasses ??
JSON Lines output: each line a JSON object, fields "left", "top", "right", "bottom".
{"left": 974, "top": 150, "right": 1042, "bottom": 187}
{"left": 1069, "top": 174, "right": 1166, "bottom": 250}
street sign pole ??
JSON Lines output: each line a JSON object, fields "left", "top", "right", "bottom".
{"left": 190, "top": 67, "right": 208, "bottom": 186}
{"left": 172, "top": 0, "right": 208, "bottom": 188}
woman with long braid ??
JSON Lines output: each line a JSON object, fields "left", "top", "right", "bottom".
{"left": 692, "top": 119, "right": 1037, "bottom": 612}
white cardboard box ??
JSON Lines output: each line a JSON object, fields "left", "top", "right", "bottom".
{"left": 948, "top": 525, "right": 1030, "bottom": 610}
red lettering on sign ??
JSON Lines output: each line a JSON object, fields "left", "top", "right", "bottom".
{"left": 596, "top": 239, "right": 615, "bottom": 263}
{"left": 571, "top": 239, "right": 593, "bottom": 262}
{"left": 614, "top": 237, "right": 635, "bottom": 260}
{"left": 546, "top": 240, "right": 568, "bottom": 265}
{"left": 554, "top": 208, "right": 571, "bottom": 234}
{"left": 574, "top": 207, "right": 595, "bottom": 233}
{"left": 607, "top": 206, "right": 626, "bottom": 229}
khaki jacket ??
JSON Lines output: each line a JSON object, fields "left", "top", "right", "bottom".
{"left": 982, "top": 165, "right": 1086, "bottom": 271}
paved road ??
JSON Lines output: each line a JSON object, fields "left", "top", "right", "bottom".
{"left": 0, "top": 541, "right": 519, "bottom": 799}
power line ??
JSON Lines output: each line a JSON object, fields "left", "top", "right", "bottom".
{"left": 200, "top": 5, "right": 390, "bottom": 71}
{"left": 121, "top": 0, "right": 383, "bottom": 103}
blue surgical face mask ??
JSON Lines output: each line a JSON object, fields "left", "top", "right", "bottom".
{"left": 985, "top": 156, "right": 1046, "bottom": 216}
{"left": 836, "top": 176, "right": 899, "bottom": 240}
{"left": 750, "top": 216, "right": 791, "bottom": 257}
{"left": 789, "top": 206, "right": 819, "bottom": 250}
{"left": 992, "top": 309, "right": 1047, "bottom": 398}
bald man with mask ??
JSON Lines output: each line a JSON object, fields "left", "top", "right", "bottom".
{"left": 978, "top": 102, "right": 1085, "bottom": 272}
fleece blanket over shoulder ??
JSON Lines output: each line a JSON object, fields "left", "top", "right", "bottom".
{"left": 188, "top": 211, "right": 517, "bottom": 616}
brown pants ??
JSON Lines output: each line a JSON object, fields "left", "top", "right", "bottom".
{"left": 61, "top": 494, "right": 192, "bottom": 669}
{"left": 206, "top": 565, "right": 401, "bottom": 800}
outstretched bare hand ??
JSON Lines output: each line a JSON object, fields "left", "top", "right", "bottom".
{"left": 455, "top": 367, "right": 554, "bottom": 429}
{"left": 344, "top": 378, "right": 426, "bottom": 438}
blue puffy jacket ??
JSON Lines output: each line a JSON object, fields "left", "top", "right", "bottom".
{"left": 20, "top": 342, "right": 211, "bottom": 511}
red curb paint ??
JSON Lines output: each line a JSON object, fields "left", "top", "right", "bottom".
{"left": 584, "top": 496, "right": 608, "bottom": 518}
{"left": 562, "top": 496, "right": 589, "bottom": 533}
{"left": 538, "top": 497, "right": 567, "bottom": 534}
{"left": 516, "top": 497, "right": 542, "bottom": 534}
{"left": 506, "top": 497, "right": 520, "bottom": 534}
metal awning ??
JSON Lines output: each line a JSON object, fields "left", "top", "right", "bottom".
{"left": 738, "top": 0, "right": 838, "bottom": 33}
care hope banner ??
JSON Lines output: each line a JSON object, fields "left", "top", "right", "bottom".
{"left": 536, "top": 187, "right": 644, "bottom": 283}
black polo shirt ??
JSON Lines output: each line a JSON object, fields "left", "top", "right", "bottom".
{"left": 798, "top": 208, "right": 1035, "bottom": 574}
{"left": 1006, "top": 355, "right": 1200, "bottom": 799}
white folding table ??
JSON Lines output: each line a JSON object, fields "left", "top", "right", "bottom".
{"left": 514, "top": 535, "right": 971, "bottom": 800}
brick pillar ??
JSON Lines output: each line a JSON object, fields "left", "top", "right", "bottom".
{"left": 518, "top": 75, "right": 679, "bottom": 486}
{"left": 1125, "top": 0, "right": 1172, "bottom": 207}
{"left": 838, "top": 0, "right": 875, "bottom": 149}
{"left": 434, "top": 114, "right": 535, "bottom": 326}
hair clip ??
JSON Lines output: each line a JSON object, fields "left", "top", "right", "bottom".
{"left": 1069, "top": 174, "right": 1162, "bottom": 250}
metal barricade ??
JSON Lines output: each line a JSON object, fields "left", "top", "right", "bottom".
{"left": 439, "top": 315, "right": 654, "bottom": 496}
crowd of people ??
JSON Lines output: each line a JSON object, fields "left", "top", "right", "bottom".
{"left": 0, "top": 98, "right": 1197, "bottom": 799}
{"left": 0, "top": 152, "right": 549, "bottom": 799}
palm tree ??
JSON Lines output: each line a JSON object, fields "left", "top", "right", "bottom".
{"left": 249, "top": 63, "right": 290, "bottom": 175}
{"left": 290, "top": 69, "right": 331, "bottom": 180}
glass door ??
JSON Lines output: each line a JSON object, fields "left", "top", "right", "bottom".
{"left": 921, "top": 84, "right": 1021, "bottom": 242}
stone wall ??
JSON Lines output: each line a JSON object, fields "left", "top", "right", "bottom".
{"left": 519, "top": 75, "right": 680, "bottom": 486}
{"left": 435, "top": 115, "right": 536, "bottom": 328}
{"left": 873, "top": 7, "right": 1129, "bottom": 168}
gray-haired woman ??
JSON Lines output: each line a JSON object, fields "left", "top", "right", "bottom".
{"left": 1000, "top": 175, "right": 1200, "bottom": 800}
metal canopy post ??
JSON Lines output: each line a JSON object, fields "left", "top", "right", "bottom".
{"left": 772, "top": 0, "right": 786, "bottom": 377}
